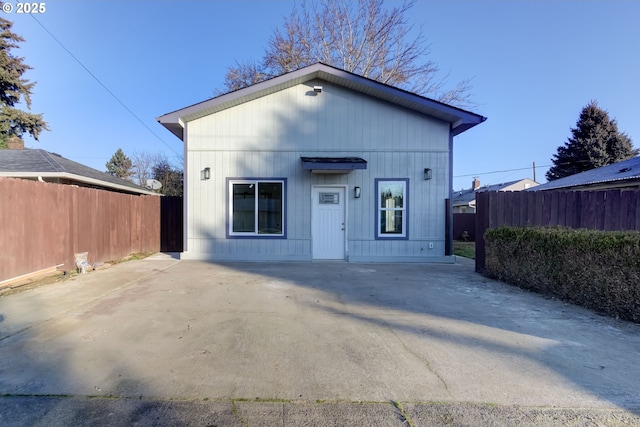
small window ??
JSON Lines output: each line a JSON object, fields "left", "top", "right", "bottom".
{"left": 228, "top": 178, "right": 286, "bottom": 238}
{"left": 319, "top": 192, "right": 339, "bottom": 204}
{"left": 375, "top": 179, "right": 409, "bottom": 239}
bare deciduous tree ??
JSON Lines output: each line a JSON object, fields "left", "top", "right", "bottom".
{"left": 221, "top": 0, "right": 473, "bottom": 108}
{"left": 131, "top": 150, "right": 161, "bottom": 187}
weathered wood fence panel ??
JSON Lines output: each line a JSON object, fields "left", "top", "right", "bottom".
{"left": 475, "top": 189, "right": 640, "bottom": 272}
{"left": 0, "top": 177, "right": 160, "bottom": 283}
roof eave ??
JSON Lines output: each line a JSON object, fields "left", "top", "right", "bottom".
{"left": 0, "top": 172, "right": 160, "bottom": 196}
{"left": 534, "top": 175, "right": 640, "bottom": 191}
{"left": 451, "top": 116, "right": 487, "bottom": 136}
{"left": 157, "top": 62, "right": 487, "bottom": 139}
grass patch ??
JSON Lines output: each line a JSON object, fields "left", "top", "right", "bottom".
{"left": 391, "top": 400, "right": 415, "bottom": 427}
{"left": 453, "top": 240, "right": 475, "bottom": 259}
{"left": 233, "top": 397, "right": 292, "bottom": 403}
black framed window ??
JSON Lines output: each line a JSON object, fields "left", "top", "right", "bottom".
{"left": 227, "top": 178, "right": 286, "bottom": 238}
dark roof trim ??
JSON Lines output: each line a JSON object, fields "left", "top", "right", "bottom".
{"left": 301, "top": 157, "right": 367, "bottom": 171}
{"left": 158, "top": 63, "right": 486, "bottom": 140}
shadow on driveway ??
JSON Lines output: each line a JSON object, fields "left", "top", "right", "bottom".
{"left": 201, "top": 259, "right": 640, "bottom": 412}
{"left": 1, "top": 257, "right": 639, "bottom": 425}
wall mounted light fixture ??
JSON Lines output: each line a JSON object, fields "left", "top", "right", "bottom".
{"left": 354, "top": 186, "right": 361, "bottom": 198}
{"left": 202, "top": 167, "right": 211, "bottom": 180}
{"left": 424, "top": 168, "right": 432, "bottom": 180}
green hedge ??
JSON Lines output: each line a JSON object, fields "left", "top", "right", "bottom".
{"left": 484, "top": 226, "right": 640, "bottom": 323}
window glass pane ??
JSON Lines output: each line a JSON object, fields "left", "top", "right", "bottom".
{"left": 380, "top": 210, "right": 403, "bottom": 234}
{"left": 232, "top": 183, "right": 255, "bottom": 232}
{"left": 377, "top": 180, "right": 407, "bottom": 238}
{"left": 257, "top": 182, "right": 283, "bottom": 234}
{"left": 379, "top": 183, "right": 404, "bottom": 208}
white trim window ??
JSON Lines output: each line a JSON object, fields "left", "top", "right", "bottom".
{"left": 375, "top": 178, "right": 408, "bottom": 240}
{"left": 228, "top": 179, "right": 286, "bottom": 238}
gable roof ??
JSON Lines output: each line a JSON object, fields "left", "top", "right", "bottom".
{"left": 0, "top": 149, "right": 158, "bottom": 196}
{"left": 452, "top": 178, "right": 539, "bottom": 206}
{"left": 532, "top": 156, "right": 640, "bottom": 191}
{"left": 452, "top": 180, "right": 521, "bottom": 206}
{"left": 157, "top": 62, "right": 486, "bottom": 140}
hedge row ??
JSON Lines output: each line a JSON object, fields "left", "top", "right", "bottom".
{"left": 484, "top": 226, "right": 640, "bottom": 323}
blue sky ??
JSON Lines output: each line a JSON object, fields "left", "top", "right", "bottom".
{"left": 7, "top": 0, "right": 640, "bottom": 191}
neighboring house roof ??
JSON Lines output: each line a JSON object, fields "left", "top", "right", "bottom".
{"left": 0, "top": 149, "right": 158, "bottom": 196}
{"left": 532, "top": 156, "right": 640, "bottom": 191}
{"left": 157, "top": 62, "right": 486, "bottom": 140}
{"left": 452, "top": 179, "right": 539, "bottom": 207}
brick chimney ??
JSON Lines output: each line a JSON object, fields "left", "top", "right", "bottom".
{"left": 6, "top": 137, "right": 24, "bottom": 150}
{"left": 472, "top": 177, "right": 480, "bottom": 190}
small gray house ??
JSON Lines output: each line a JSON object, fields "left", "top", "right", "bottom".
{"left": 158, "top": 63, "right": 486, "bottom": 262}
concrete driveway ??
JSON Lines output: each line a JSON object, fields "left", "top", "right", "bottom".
{"left": 1, "top": 255, "right": 639, "bottom": 426}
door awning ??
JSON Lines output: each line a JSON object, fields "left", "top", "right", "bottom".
{"left": 301, "top": 157, "right": 367, "bottom": 174}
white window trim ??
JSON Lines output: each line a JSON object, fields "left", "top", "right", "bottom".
{"left": 375, "top": 178, "right": 409, "bottom": 240}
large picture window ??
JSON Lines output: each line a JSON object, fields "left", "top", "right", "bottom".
{"left": 375, "top": 178, "right": 408, "bottom": 239}
{"left": 228, "top": 178, "right": 286, "bottom": 238}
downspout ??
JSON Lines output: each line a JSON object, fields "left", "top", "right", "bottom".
{"left": 447, "top": 130, "right": 454, "bottom": 257}
{"left": 182, "top": 122, "right": 188, "bottom": 256}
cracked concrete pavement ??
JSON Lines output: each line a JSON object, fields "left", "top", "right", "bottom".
{"left": 1, "top": 254, "right": 639, "bottom": 425}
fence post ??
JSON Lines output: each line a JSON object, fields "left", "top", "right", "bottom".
{"left": 445, "top": 198, "right": 451, "bottom": 256}
{"left": 475, "top": 191, "right": 489, "bottom": 273}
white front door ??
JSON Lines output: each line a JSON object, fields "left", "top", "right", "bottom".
{"left": 312, "top": 186, "right": 346, "bottom": 260}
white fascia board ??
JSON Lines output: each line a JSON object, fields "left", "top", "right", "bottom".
{"left": 157, "top": 63, "right": 487, "bottom": 139}
{"left": 0, "top": 172, "right": 159, "bottom": 196}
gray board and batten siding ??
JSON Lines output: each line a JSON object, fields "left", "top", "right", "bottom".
{"left": 185, "top": 82, "right": 448, "bottom": 261}
{"left": 158, "top": 63, "right": 486, "bottom": 262}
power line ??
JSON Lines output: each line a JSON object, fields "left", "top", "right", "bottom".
{"left": 454, "top": 164, "right": 550, "bottom": 178}
{"left": 454, "top": 159, "right": 596, "bottom": 179}
{"left": 29, "top": 14, "right": 181, "bottom": 158}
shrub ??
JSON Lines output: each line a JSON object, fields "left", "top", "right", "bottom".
{"left": 484, "top": 226, "right": 640, "bottom": 322}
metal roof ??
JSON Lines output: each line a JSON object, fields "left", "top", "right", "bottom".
{"left": 531, "top": 156, "right": 640, "bottom": 191}
{"left": 158, "top": 62, "right": 486, "bottom": 140}
{"left": 0, "top": 149, "right": 159, "bottom": 196}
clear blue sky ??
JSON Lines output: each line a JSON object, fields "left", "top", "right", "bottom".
{"left": 8, "top": 0, "right": 640, "bottom": 191}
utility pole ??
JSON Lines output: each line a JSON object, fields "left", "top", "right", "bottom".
{"left": 533, "top": 161, "right": 537, "bottom": 182}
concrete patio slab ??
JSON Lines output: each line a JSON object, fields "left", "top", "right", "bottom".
{"left": 0, "top": 256, "right": 639, "bottom": 425}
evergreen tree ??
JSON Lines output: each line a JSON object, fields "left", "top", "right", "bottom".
{"left": 546, "top": 101, "right": 638, "bottom": 181}
{"left": 105, "top": 148, "right": 133, "bottom": 181}
{"left": 0, "top": 14, "right": 49, "bottom": 148}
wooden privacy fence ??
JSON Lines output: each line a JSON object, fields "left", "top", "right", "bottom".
{"left": 475, "top": 189, "right": 640, "bottom": 272}
{"left": 160, "top": 196, "right": 183, "bottom": 252}
{"left": 0, "top": 177, "right": 160, "bottom": 283}
{"left": 453, "top": 213, "right": 476, "bottom": 241}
